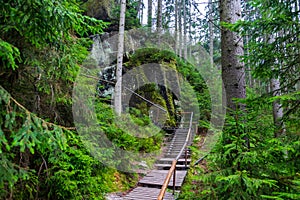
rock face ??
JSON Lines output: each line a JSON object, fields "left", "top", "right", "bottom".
{"left": 88, "top": 32, "right": 181, "bottom": 127}
{"left": 83, "top": 0, "right": 113, "bottom": 22}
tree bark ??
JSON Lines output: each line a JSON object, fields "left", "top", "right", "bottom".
{"left": 148, "top": 0, "right": 152, "bottom": 28}
{"left": 178, "top": 0, "right": 182, "bottom": 57}
{"left": 188, "top": 0, "right": 192, "bottom": 57}
{"left": 183, "top": 0, "right": 187, "bottom": 59}
{"left": 268, "top": 34, "right": 284, "bottom": 137}
{"left": 175, "top": 0, "right": 178, "bottom": 54}
{"left": 114, "top": 0, "right": 126, "bottom": 115}
{"left": 220, "top": 0, "right": 246, "bottom": 111}
{"left": 209, "top": 0, "right": 214, "bottom": 66}
{"left": 156, "top": 0, "right": 162, "bottom": 30}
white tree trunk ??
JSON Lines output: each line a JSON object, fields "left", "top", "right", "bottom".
{"left": 114, "top": 0, "right": 126, "bottom": 115}
{"left": 220, "top": 0, "right": 246, "bottom": 110}
{"left": 271, "top": 77, "right": 283, "bottom": 131}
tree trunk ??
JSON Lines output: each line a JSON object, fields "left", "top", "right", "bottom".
{"left": 156, "top": 0, "right": 162, "bottom": 30}
{"left": 245, "top": 32, "right": 253, "bottom": 88}
{"left": 220, "top": 0, "right": 246, "bottom": 111}
{"left": 183, "top": 0, "right": 187, "bottom": 59}
{"left": 175, "top": 0, "right": 178, "bottom": 54}
{"left": 178, "top": 0, "right": 182, "bottom": 57}
{"left": 268, "top": 34, "right": 284, "bottom": 137}
{"left": 271, "top": 76, "right": 284, "bottom": 135}
{"left": 188, "top": 0, "right": 192, "bottom": 57}
{"left": 114, "top": 0, "right": 126, "bottom": 115}
{"left": 148, "top": 0, "right": 152, "bottom": 28}
{"left": 209, "top": 0, "right": 214, "bottom": 66}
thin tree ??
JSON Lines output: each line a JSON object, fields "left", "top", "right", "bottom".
{"left": 178, "top": 0, "right": 182, "bottom": 57}
{"left": 183, "top": 0, "right": 187, "bottom": 59}
{"left": 175, "top": 0, "right": 178, "bottom": 54}
{"left": 114, "top": 0, "right": 126, "bottom": 115}
{"left": 148, "top": 0, "right": 152, "bottom": 28}
{"left": 188, "top": 0, "right": 192, "bottom": 57}
{"left": 268, "top": 32, "right": 284, "bottom": 136}
{"left": 156, "top": 0, "right": 162, "bottom": 30}
{"left": 208, "top": 0, "right": 214, "bottom": 66}
{"left": 220, "top": 0, "right": 246, "bottom": 111}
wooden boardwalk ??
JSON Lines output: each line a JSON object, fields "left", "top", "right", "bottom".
{"left": 121, "top": 127, "right": 193, "bottom": 200}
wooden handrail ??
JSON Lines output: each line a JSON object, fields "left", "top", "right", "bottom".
{"left": 157, "top": 160, "right": 177, "bottom": 200}
{"left": 157, "top": 112, "right": 194, "bottom": 200}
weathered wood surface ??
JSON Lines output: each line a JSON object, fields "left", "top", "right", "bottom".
{"left": 121, "top": 128, "right": 192, "bottom": 200}
{"left": 138, "top": 170, "right": 187, "bottom": 189}
{"left": 123, "top": 187, "right": 174, "bottom": 200}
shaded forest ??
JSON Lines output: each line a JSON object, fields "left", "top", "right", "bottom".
{"left": 0, "top": 0, "right": 300, "bottom": 199}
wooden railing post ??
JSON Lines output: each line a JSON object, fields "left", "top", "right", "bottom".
{"left": 185, "top": 147, "right": 187, "bottom": 167}
{"left": 173, "top": 167, "right": 176, "bottom": 195}
{"left": 158, "top": 160, "right": 177, "bottom": 200}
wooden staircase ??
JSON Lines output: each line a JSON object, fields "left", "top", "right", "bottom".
{"left": 121, "top": 112, "right": 194, "bottom": 200}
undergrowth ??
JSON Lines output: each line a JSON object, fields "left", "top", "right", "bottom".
{"left": 180, "top": 90, "right": 300, "bottom": 200}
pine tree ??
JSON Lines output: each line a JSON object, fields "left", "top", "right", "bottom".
{"left": 220, "top": 0, "right": 246, "bottom": 110}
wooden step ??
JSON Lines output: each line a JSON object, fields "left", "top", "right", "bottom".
{"left": 163, "top": 155, "right": 191, "bottom": 159}
{"left": 157, "top": 158, "right": 191, "bottom": 164}
{"left": 123, "top": 187, "right": 174, "bottom": 200}
{"left": 155, "top": 163, "right": 190, "bottom": 170}
{"left": 138, "top": 170, "right": 187, "bottom": 189}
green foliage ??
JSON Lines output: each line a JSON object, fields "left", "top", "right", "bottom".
{"left": 0, "top": 86, "right": 135, "bottom": 199}
{"left": 233, "top": 0, "right": 300, "bottom": 91}
{"left": 0, "top": 39, "right": 21, "bottom": 70}
{"left": 1, "top": 0, "right": 106, "bottom": 50}
{"left": 126, "top": 48, "right": 211, "bottom": 124}
{"left": 95, "top": 100, "right": 164, "bottom": 153}
{"left": 180, "top": 1, "right": 300, "bottom": 199}
{"left": 110, "top": 0, "right": 141, "bottom": 30}
{"left": 180, "top": 96, "right": 300, "bottom": 200}
{"left": 0, "top": 0, "right": 107, "bottom": 124}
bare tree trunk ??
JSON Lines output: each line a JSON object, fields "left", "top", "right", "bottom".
{"left": 175, "top": 0, "right": 178, "bottom": 54}
{"left": 148, "top": 0, "right": 152, "bottom": 28}
{"left": 245, "top": 32, "right": 253, "bottom": 88}
{"left": 114, "top": 0, "right": 126, "bottom": 115}
{"left": 137, "top": 0, "right": 143, "bottom": 23}
{"left": 220, "top": 0, "right": 246, "bottom": 111}
{"left": 138, "top": 0, "right": 145, "bottom": 24}
{"left": 268, "top": 33, "right": 284, "bottom": 137}
{"left": 178, "top": 0, "right": 182, "bottom": 57}
{"left": 208, "top": 0, "right": 214, "bottom": 66}
{"left": 188, "top": 0, "right": 192, "bottom": 57}
{"left": 271, "top": 76, "right": 284, "bottom": 135}
{"left": 183, "top": 0, "right": 187, "bottom": 59}
{"left": 156, "top": 0, "right": 162, "bottom": 30}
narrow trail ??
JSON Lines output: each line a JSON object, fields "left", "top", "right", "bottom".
{"left": 108, "top": 112, "right": 195, "bottom": 200}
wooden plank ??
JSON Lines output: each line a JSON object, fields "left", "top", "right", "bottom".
{"left": 120, "top": 126, "right": 192, "bottom": 200}
{"left": 138, "top": 170, "right": 187, "bottom": 188}
{"left": 123, "top": 187, "right": 174, "bottom": 200}
{"left": 154, "top": 163, "right": 190, "bottom": 170}
{"left": 158, "top": 158, "right": 191, "bottom": 163}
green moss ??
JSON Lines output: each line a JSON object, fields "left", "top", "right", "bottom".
{"left": 124, "top": 48, "right": 210, "bottom": 128}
